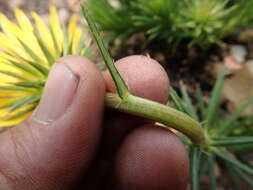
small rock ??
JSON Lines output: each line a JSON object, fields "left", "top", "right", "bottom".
{"left": 223, "top": 60, "right": 253, "bottom": 116}
{"left": 230, "top": 45, "right": 248, "bottom": 63}
{"left": 109, "top": 0, "right": 121, "bottom": 8}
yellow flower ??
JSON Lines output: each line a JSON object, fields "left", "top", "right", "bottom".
{"left": 0, "top": 7, "right": 90, "bottom": 127}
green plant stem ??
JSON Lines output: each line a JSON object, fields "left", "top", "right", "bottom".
{"left": 82, "top": 4, "right": 206, "bottom": 146}
{"left": 82, "top": 5, "right": 130, "bottom": 100}
{"left": 105, "top": 93, "right": 206, "bottom": 145}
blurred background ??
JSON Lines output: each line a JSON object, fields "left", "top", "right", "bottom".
{"left": 1, "top": 0, "right": 253, "bottom": 189}
{"left": 0, "top": 0, "right": 84, "bottom": 25}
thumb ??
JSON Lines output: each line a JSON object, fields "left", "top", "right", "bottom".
{"left": 0, "top": 56, "right": 105, "bottom": 189}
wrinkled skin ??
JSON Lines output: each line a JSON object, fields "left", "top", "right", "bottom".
{"left": 0, "top": 55, "right": 189, "bottom": 190}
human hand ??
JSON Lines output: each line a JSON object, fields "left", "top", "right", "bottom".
{"left": 0, "top": 55, "right": 189, "bottom": 190}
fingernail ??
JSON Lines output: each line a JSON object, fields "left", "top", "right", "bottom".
{"left": 32, "top": 63, "right": 79, "bottom": 125}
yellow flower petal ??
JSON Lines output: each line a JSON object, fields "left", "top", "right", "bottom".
{"left": 15, "top": 9, "right": 33, "bottom": 32}
{"left": 0, "top": 14, "right": 43, "bottom": 63}
{"left": 68, "top": 15, "right": 78, "bottom": 43}
{"left": 0, "top": 105, "right": 33, "bottom": 127}
{"left": 0, "top": 7, "right": 90, "bottom": 127}
{"left": 31, "top": 12, "right": 56, "bottom": 57}
{"left": 0, "top": 60, "right": 22, "bottom": 72}
{"left": 0, "top": 90, "right": 31, "bottom": 98}
{"left": 0, "top": 115, "right": 28, "bottom": 127}
{"left": 50, "top": 7, "right": 64, "bottom": 52}
{"left": 0, "top": 13, "right": 22, "bottom": 39}
{"left": 0, "top": 98, "right": 13, "bottom": 107}
{"left": 72, "top": 28, "right": 83, "bottom": 54}
{"left": 0, "top": 31, "right": 42, "bottom": 64}
{"left": 15, "top": 9, "right": 47, "bottom": 64}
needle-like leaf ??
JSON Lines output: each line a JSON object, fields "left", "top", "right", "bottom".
{"left": 232, "top": 166, "right": 253, "bottom": 187}
{"left": 218, "top": 98, "right": 253, "bottom": 136}
{"left": 169, "top": 87, "right": 185, "bottom": 112}
{"left": 37, "top": 36, "right": 55, "bottom": 65}
{"left": 81, "top": 5, "right": 130, "bottom": 100}
{"left": 208, "top": 155, "right": 217, "bottom": 190}
{"left": 13, "top": 81, "right": 44, "bottom": 89}
{"left": 211, "top": 136, "right": 253, "bottom": 147}
{"left": 8, "top": 94, "right": 41, "bottom": 113}
{"left": 206, "top": 70, "right": 225, "bottom": 129}
{"left": 215, "top": 149, "right": 253, "bottom": 175}
{"left": 195, "top": 87, "right": 207, "bottom": 120}
{"left": 180, "top": 82, "right": 198, "bottom": 120}
{"left": 6, "top": 105, "right": 36, "bottom": 120}
{"left": 18, "top": 39, "right": 48, "bottom": 67}
{"left": 0, "top": 70, "right": 29, "bottom": 81}
{"left": 8, "top": 60, "right": 42, "bottom": 77}
{"left": 190, "top": 147, "right": 202, "bottom": 190}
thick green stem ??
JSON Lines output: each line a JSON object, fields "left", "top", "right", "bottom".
{"left": 105, "top": 93, "right": 206, "bottom": 145}
{"left": 82, "top": 5, "right": 206, "bottom": 146}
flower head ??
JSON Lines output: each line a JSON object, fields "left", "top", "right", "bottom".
{"left": 0, "top": 7, "right": 90, "bottom": 127}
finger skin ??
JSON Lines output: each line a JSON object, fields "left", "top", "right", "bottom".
{"left": 0, "top": 54, "right": 189, "bottom": 190}
{"left": 103, "top": 55, "right": 170, "bottom": 152}
{"left": 81, "top": 55, "right": 172, "bottom": 189}
{"left": 0, "top": 56, "right": 105, "bottom": 189}
{"left": 103, "top": 55, "right": 170, "bottom": 104}
{"left": 114, "top": 125, "right": 189, "bottom": 190}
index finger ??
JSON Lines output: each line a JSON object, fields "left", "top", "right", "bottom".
{"left": 102, "top": 55, "right": 170, "bottom": 153}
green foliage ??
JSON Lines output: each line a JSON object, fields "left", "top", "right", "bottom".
{"left": 170, "top": 73, "right": 253, "bottom": 189}
{"left": 86, "top": 0, "right": 134, "bottom": 39}
{"left": 82, "top": 6, "right": 253, "bottom": 189}
{"left": 82, "top": 5, "right": 130, "bottom": 99}
{"left": 86, "top": 0, "right": 253, "bottom": 48}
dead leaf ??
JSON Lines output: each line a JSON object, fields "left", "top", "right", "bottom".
{"left": 223, "top": 60, "right": 253, "bottom": 116}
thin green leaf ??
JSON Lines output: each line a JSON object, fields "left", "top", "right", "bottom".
{"left": 215, "top": 149, "right": 253, "bottom": 175}
{"left": 0, "top": 70, "right": 28, "bottom": 81}
{"left": 228, "top": 144, "right": 253, "bottom": 152}
{"left": 226, "top": 162, "right": 247, "bottom": 189}
{"left": 9, "top": 51, "right": 49, "bottom": 76}
{"left": 49, "top": 27, "right": 61, "bottom": 57}
{"left": 206, "top": 70, "right": 225, "bottom": 129}
{"left": 26, "top": 60, "right": 49, "bottom": 76}
{"left": 37, "top": 36, "right": 55, "bottom": 65}
{"left": 18, "top": 39, "right": 47, "bottom": 66}
{"left": 63, "top": 27, "right": 72, "bottom": 56}
{"left": 169, "top": 87, "right": 185, "bottom": 112}
{"left": 76, "top": 34, "right": 87, "bottom": 55}
{"left": 180, "top": 82, "right": 198, "bottom": 120}
{"left": 195, "top": 87, "right": 207, "bottom": 120}
{"left": 8, "top": 94, "right": 41, "bottom": 113}
{"left": 6, "top": 105, "right": 36, "bottom": 120}
{"left": 208, "top": 155, "right": 217, "bottom": 190}
{"left": 8, "top": 60, "right": 42, "bottom": 77}
{"left": 232, "top": 166, "right": 253, "bottom": 187}
{"left": 211, "top": 136, "right": 253, "bottom": 147}
{"left": 13, "top": 81, "right": 45, "bottom": 89}
{"left": 0, "top": 102, "right": 15, "bottom": 109}
{"left": 218, "top": 98, "right": 253, "bottom": 136}
{"left": 82, "top": 4, "right": 130, "bottom": 100}
{"left": 0, "top": 86, "right": 33, "bottom": 91}
{"left": 190, "top": 147, "right": 202, "bottom": 190}
{"left": 199, "top": 154, "right": 210, "bottom": 178}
